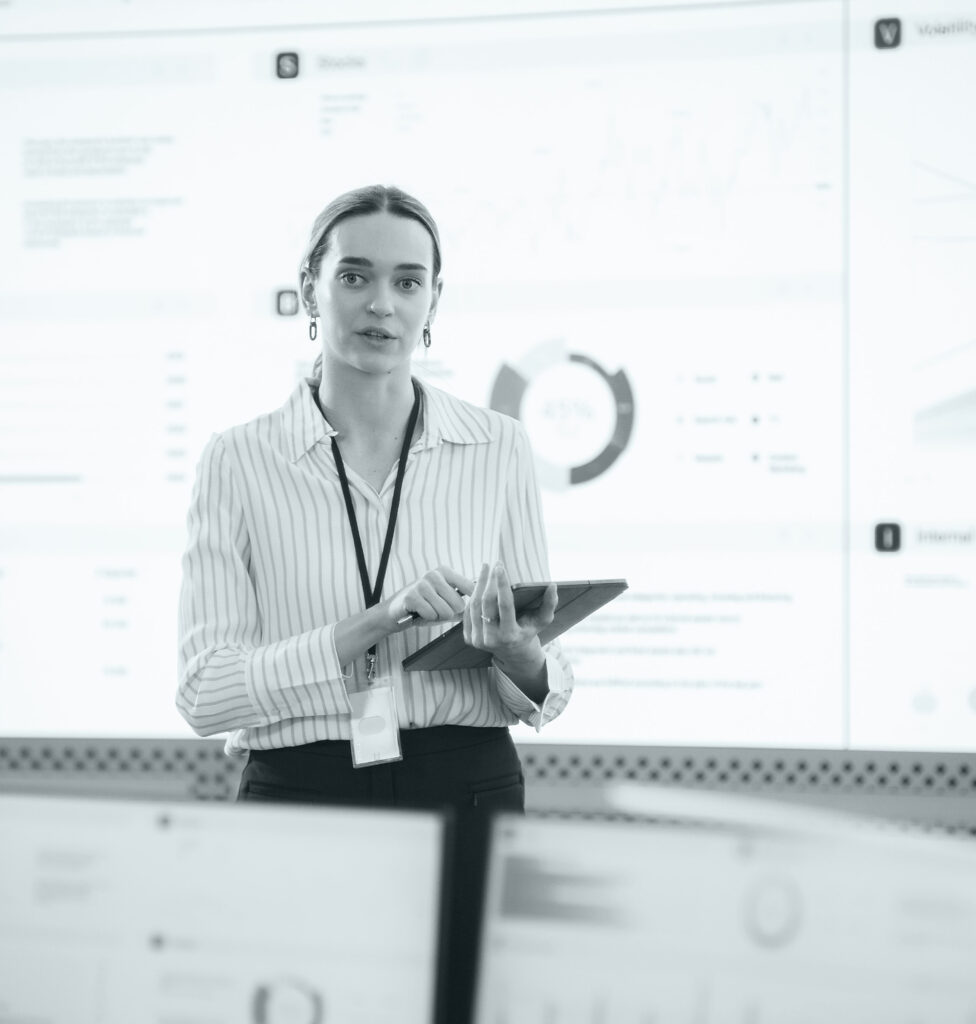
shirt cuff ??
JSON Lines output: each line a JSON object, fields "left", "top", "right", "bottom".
{"left": 245, "top": 624, "right": 353, "bottom": 722}
{"left": 493, "top": 646, "right": 572, "bottom": 733}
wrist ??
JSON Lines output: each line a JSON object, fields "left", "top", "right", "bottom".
{"left": 493, "top": 639, "right": 545, "bottom": 678}
{"left": 493, "top": 641, "right": 549, "bottom": 704}
{"left": 332, "top": 602, "right": 401, "bottom": 670}
{"left": 375, "top": 598, "right": 401, "bottom": 635}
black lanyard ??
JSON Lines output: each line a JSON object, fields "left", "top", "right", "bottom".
{"left": 331, "top": 379, "right": 421, "bottom": 682}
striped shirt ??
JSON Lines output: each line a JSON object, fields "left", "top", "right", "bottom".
{"left": 176, "top": 376, "right": 573, "bottom": 755}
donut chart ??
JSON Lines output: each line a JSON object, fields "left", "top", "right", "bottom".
{"left": 489, "top": 342, "right": 635, "bottom": 488}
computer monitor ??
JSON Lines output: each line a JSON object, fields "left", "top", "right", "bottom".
{"left": 0, "top": 794, "right": 448, "bottom": 1023}
{"left": 472, "top": 800, "right": 976, "bottom": 1021}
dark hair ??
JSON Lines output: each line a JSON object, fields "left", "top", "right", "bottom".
{"left": 299, "top": 184, "right": 442, "bottom": 305}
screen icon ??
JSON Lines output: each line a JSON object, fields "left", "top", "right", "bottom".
{"left": 276, "top": 52, "right": 300, "bottom": 78}
{"left": 875, "top": 522, "right": 901, "bottom": 552}
{"left": 276, "top": 289, "right": 299, "bottom": 316}
{"left": 875, "top": 18, "right": 902, "bottom": 48}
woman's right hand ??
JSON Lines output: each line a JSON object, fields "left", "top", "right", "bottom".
{"left": 386, "top": 566, "right": 474, "bottom": 631}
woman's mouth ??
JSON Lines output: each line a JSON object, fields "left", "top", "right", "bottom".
{"left": 359, "top": 328, "right": 396, "bottom": 340}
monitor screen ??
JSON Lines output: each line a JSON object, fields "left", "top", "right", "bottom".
{"left": 0, "top": 794, "right": 447, "bottom": 1023}
{"left": 472, "top": 809, "right": 976, "bottom": 1021}
{"left": 0, "top": 0, "right": 973, "bottom": 749}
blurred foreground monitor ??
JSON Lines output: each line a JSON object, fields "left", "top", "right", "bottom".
{"left": 0, "top": 795, "right": 447, "bottom": 1023}
{"left": 472, "top": 786, "right": 976, "bottom": 1022}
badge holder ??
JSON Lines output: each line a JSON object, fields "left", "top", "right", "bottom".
{"left": 348, "top": 685, "right": 402, "bottom": 768}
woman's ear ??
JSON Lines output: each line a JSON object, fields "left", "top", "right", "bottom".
{"left": 427, "top": 278, "right": 444, "bottom": 324}
{"left": 300, "top": 270, "right": 318, "bottom": 316}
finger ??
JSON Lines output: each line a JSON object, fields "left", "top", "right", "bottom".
{"left": 496, "top": 564, "right": 517, "bottom": 628}
{"left": 467, "top": 563, "right": 490, "bottom": 638}
{"left": 441, "top": 565, "right": 478, "bottom": 598}
{"left": 466, "top": 592, "right": 489, "bottom": 647}
{"left": 470, "top": 563, "right": 489, "bottom": 622}
{"left": 413, "top": 579, "right": 460, "bottom": 621}
{"left": 481, "top": 563, "right": 501, "bottom": 622}
{"left": 427, "top": 572, "right": 467, "bottom": 617}
{"left": 462, "top": 602, "right": 473, "bottom": 646}
{"left": 470, "top": 562, "right": 489, "bottom": 601}
{"left": 522, "top": 583, "right": 558, "bottom": 629}
{"left": 408, "top": 595, "right": 440, "bottom": 621}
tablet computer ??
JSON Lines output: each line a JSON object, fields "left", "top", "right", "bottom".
{"left": 401, "top": 578, "right": 628, "bottom": 672}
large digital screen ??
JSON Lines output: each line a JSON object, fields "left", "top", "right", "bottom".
{"left": 1, "top": 0, "right": 974, "bottom": 749}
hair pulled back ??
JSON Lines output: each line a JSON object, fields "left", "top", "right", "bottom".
{"left": 299, "top": 184, "right": 442, "bottom": 305}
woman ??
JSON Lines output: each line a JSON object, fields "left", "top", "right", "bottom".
{"left": 177, "top": 184, "right": 573, "bottom": 1022}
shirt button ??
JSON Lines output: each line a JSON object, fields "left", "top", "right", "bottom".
{"left": 409, "top": 721, "right": 417, "bottom": 728}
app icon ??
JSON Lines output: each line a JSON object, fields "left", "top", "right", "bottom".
{"left": 276, "top": 289, "right": 299, "bottom": 316}
{"left": 276, "top": 52, "right": 300, "bottom": 78}
{"left": 875, "top": 522, "right": 901, "bottom": 552}
{"left": 875, "top": 18, "right": 901, "bottom": 48}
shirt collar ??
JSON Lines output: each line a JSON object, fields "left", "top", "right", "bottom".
{"left": 281, "top": 376, "right": 491, "bottom": 463}
{"left": 416, "top": 378, "right": 493, "bottom": 449}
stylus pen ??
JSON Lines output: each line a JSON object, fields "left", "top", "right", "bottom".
{"left": 396, "top": 586, "right": 470, "bottom": 626}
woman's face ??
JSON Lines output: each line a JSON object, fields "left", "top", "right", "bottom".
{"left": 305, "top": 210, "right": 441, "bottom": 380}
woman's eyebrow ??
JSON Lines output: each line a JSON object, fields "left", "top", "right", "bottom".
{"left": 336, "top": 256, "right": 428, "bottom": 272}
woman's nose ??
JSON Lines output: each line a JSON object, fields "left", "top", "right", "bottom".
{"left": 367, "top": 286, "right": 394, "bottom": 315}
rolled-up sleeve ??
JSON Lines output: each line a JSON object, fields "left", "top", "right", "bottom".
{"left": 176, "top": 434, "right": 352, "bottom": 737}
{"left": 493, "top": 422, "right": 574, "bottom": 730}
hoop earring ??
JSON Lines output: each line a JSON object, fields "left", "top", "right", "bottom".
{"left": 309, "top": 317, "right": 318, "bottom": 342}
{"left": 423, "top": 322, "right": 431, "bottom": 349}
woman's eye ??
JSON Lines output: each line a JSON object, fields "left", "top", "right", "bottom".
{"left": 399, "top": 278, "right": 421, "bottom": 291}
{"left": 339, "top": 272, "right": 363, "bottom": 285}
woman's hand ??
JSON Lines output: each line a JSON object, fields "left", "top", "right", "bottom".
{"left": 463, "top": 562, "right": 557, "bottom": 669}
{"left": 386, "top": 566, "right": 474, "bottom": 630}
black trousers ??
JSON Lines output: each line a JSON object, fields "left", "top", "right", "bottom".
{"left": 237, "top": 725, "right": 525, "bottom": 1024}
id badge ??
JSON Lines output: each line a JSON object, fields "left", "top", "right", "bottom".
{"left": 348, "top": 685, "right": 402, "bottom": 768}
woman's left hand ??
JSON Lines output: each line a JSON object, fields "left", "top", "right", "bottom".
{"left": 463, "top": 562, "right": 557, "bottom": 664}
